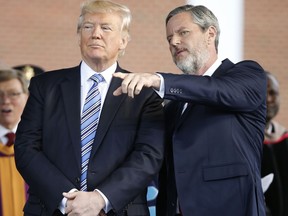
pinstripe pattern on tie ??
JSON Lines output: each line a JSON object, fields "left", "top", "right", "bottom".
{"left": 80, "top": 73, "right": 104, "bottom": 191}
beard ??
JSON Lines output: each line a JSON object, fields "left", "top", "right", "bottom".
{"left": 266, "top": 104, "right": 279, "bottom": 123}
{"left": 173, "top": 44, "right": 210, "bottom": 75}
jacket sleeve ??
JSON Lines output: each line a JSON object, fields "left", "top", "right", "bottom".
{"left": 160, "top": 60, "right": 266, "bottom": 112}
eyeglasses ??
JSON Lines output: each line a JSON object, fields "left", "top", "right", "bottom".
{"left": 0, "top": 91, "right": 24, "bottom": 101}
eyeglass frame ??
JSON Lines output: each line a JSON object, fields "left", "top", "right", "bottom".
{"left": 0, "top": 91, "right": 24, "bottom": 101}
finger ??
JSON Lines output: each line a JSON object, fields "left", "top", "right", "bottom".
{"left": 113, "top": 86, "right": 123, "bottom": 96}
{"left": 65, "top": 202, "right": 72, "bottom": 215}
{"left": 128, "top": 76, "right": 144, "bottom": 96}
{"left": 113, "top": 72, "right": 127, "bottom": 80}
{"left": 135, "top": 82, "right": 144, "bottom": 96}
{"left": 63, "top": 192, "right": 77, "bottom": 199}
{"left": 121, "top": 74, "right": 134, "bottom": 94}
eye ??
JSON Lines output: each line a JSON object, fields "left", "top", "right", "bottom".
{"left": 10, "top": 92, "right": 19, "bottom": 97}
{"left": 101, "top": 25, "right": 112, "bottom": 31}
{"left": 180, "top": 30, "right": 190, "bottom": 36}
{"left": 82, "top": 24, "right": 94, "bottom": 32}
{"left": 269, "top": 90, "right": 279, "bottom": 96}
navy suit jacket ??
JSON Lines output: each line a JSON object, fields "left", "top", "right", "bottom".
{"left": 157, "top": 59, "right": 266, "bottom": 216}
{"left": 14, "top": 63, "right": 165, "bottom": 216}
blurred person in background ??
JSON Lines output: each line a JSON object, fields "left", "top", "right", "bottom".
{"left": 0, "top": 69, "right": 29, "bottom": 216}
{"left": 13, "top": 64, "right": 45, "bottom": 85}
{"left": 262, "top": 71, "right": 288, "bottom": 216}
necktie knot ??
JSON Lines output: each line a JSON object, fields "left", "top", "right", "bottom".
{"left": 90, "top": 73, "right": 104, "bottom": 84}
{"left": 5, "top": 132, "right": 15, "bottom": 146}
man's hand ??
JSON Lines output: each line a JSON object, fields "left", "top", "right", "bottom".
{"left": 113, "top": 72, "right": 161, "bottom": 98}
{"left": 63, "top": 191, "right": 105, "bottom": 216}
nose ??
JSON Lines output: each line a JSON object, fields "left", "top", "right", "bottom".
{"left": 267, "top": 93, "right": 272, "bottom": 102}
{"left": 0, "top": 94, "right": 11, "bottom": 104}
{"left": 169, "top": 35, "right": 181, "bottom": 46}
{"left": 267, "top": 90, "right": 279, "bottom": 106}
{"left": 91, "top": 26, "right": 101, "bottom": 39}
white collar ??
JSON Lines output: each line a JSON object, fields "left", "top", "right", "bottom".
{"left": 0, "top": 124, "right": 17, "bottom": 137}
{"left": 203, "top": 58, "right": 222, "bottom": 77}
{"left": 80, "top": 61, "right": 116, "bottom": 85}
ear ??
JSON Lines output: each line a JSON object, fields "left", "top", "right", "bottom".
{"left": 119, "top": 35, "right": 129, "bottom": 50}
{"left": 207, "top": 26, "right": 217, "bottom": 45}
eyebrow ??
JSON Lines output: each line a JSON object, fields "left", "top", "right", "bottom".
{"left": 167, "top": 27, "right": 190, "bottom": 38}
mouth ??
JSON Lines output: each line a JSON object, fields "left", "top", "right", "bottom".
{"left": 174, "top": 48, "right": 187, "bottom": 57}
{"left": 1, "top": 108, "right": 12, "bottom": 114}
{"left": 89, "top": 44, "right": 104, "bottom": 49}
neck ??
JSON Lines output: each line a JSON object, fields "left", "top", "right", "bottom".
{"left": 83, "top": 58, "right": 117, "bottom": 72}
{"left": 198, "top": 54, "right": 218, "bottom": 76}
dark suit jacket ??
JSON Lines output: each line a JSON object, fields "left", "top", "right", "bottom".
{"left": 156, "top": 59, "right": 266, "bottom": 216}
{"left": 14, "top": 63, "right": 165, "bottom": 216}
{"left": 262, "top": 133, "right": 288, "bottom": 216}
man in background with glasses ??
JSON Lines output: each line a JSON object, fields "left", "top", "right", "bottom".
{"left": 0, "top": 69, "right": 29, "bottom": 216}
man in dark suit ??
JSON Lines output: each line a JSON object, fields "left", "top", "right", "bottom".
{"left": 262, "top": 71, "right": 288, "bottom": 216}
{"left": 114, "top": 4, "right": 266, "bottom": 216}
{"left": 14, "top": 1, "right": 164, "bottom": 215}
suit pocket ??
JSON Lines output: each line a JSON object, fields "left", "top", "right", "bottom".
{"left": 202, "top": 163, "right": 248, "bottom": 181}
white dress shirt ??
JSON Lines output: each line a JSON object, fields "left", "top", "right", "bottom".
{"left": 59, "top": 61, "right": 115, "bottom": 214}
{"left": 80, "top": 61, "right": 115, "bottom": 115}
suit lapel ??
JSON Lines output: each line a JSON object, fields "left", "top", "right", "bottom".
{"left": 176, "top": 59, "right": 235, "bottom": 127}
{"left": 90, "top": 68, "right": 127, "bottom": 157}
{"left": 60, "top": 66, "right": 82, "bottom": 165}
{"left": 213, "top": 58, "right": 234, "bottom": 78}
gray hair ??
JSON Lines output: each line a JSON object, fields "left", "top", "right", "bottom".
{"left": 166, "top": 5, "right": 220, "bottom": 53}
{"left": 0, "top": 69, "right": 29, "bottom": 94}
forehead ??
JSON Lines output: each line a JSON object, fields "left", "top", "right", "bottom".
{"left": 167, "top": 12, "right": 194, "bottom": 29}
{"left": 267, "top": 75, "right": 279, "bottom": 90}
{"left": 83, "top": 12, "right": 122, "bottom": 26}
{"left": 166, "top": 12, "right": 198, "bottom": 36}
{"left": 0, "top": 79, "right": 22, "bottom": 91}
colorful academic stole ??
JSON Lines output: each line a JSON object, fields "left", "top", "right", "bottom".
{"left": 0, "top": 143, "right": 27, "bottom": 216}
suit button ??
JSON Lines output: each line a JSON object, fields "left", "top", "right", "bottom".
{"left": 75, "top": 177, "right": 80, "bottom": 183}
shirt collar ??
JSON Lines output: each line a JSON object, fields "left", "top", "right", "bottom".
{"left": 203, "top": 58, "right": 222, "bottom": 77}
{"left": 0, "top": 124, "right": 17, "bottom": 137}
{"left": 80, "top": 61, "right": 116, "bottom": 86}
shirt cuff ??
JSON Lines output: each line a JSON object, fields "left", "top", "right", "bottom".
{"left": 58, "top": 188, "right": 78, "bottom": 214}
{"left": 154, "top": 73, "right": 165, "bottom": 98}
